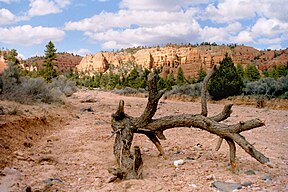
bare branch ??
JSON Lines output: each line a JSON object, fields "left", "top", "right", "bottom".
{"left": 230, "top": 119, "right": 265, "bottom": 133}
{"left": 138, "top": 73, "right": 166, "bottom": 125}
{"left": 232, "top": 134, "right": 269, "bottom": 164}
{"left": 201, "top": 64, "right": 220, "bottom": 116}
{"left": 210, "top": 104, "right": 233, "bottom": 122}
{"left": 225, "top": 138, "right": 237, "bottom": 172}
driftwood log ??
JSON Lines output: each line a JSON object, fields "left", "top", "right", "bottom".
{"left": 109, "top": 64, "right": 269, "bottom": 181}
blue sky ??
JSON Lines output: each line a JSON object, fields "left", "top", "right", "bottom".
{"left": 0, "top": 0, "right": 287, "bottom": 59}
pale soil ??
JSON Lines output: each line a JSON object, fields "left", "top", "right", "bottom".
{"left": 0, "top": 90, "right": 287, "bottom": 192}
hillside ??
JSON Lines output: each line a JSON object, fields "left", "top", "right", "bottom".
{"left": 23, "top": 53, "right": 82, "bottom": 73}
{"left": 76, "top": 45, "right": 288, "bottom": 79}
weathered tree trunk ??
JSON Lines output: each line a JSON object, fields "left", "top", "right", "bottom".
{"left": 110, "top": 64, "right": 269, "bottom": 180}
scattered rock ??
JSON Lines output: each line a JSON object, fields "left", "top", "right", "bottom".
{"left": 186, "top": 157, "right": 195, "bottom": 160}
{"left": 25, "top": 186, "right": 32, "bottom": 192}
{"left": 212, "top": 181, "right": 242, "bottom": 192}
{"left": 206, "top": 174, "right": 215, "bottom": 181}
{"left": 244, "top": 170, "right": 256, "bottom": 175}
{"left": 0, "top": 106, "right": 4, "bottom": 115}
{"left": 242, "top": 181, "right": 253, "bottom": 187}
{"left": 37, "top": 155, "right": 58, "bottom": 165}
{"left": 262, "top": 174, "right": 271, "bottom": 181}
{"left": 173, "top": 159, "right": 185, "bottom": 167}
{"left": 80, "top": 107, "right": 94, "bottom": 112}
{"left": 142, "top": 147, "right": 149, "bottom": 152}
{"left": 81, "top": 97, "right": 98, "bottom": 103}
{"left": 23, "top": 141, "right": 33, "bottom": 148}
{"left": 44, "top": 178, "right": 63, "bottom": 184}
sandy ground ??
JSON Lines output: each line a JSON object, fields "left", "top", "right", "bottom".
{"left": 0, "top": 90, "right": 287, "bottom": 192}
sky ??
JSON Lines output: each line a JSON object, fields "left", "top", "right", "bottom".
{"left": 0, "top": 0, "right": 288, "bottom": 59}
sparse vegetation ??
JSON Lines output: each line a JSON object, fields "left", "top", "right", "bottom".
{"left": 0, "top": 45, "right": 77, "bottom": 104}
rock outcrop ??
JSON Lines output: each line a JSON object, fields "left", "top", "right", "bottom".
{"left": 76, "top": 45, "right": 288, "bottom": 79}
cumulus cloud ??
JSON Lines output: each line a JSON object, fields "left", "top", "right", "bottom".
{"left": 65, "top": 9, "right": 197, "bottom": 32}
{"left": 91, "top": 22, "right": 201, "bottom": 49}
{"left": 68, "top": 48, "right": 91, "bottom": 56}
{"left": 231, "top": 31, "right": 254, "bottom": 44}
{"left": 0, "top": 8, "right": 16, "bottom": 25}
{"left": 0, "top": 0, "right": 18, "bottom": 3}
{"left": 252, "top": 18, "right": 288, "bottom": 37}
{"left": 28, "top": 0, "right": 70, "bottom": 16}
{"left": 204, "top": 0, "right": 256, "bottom": 23}
{"left": 120, "top": 0, "right": 208, "bottom": 11}
{"left": 0, "top": 25, "right": 65, "bottom": 45}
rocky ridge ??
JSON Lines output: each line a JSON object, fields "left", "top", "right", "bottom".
{"left": 76, "top": 45, "right": 288, "bottom": 78}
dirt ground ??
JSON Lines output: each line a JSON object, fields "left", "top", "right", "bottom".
{"left": 0, "top": 90, "right": 287, "bottom": 192}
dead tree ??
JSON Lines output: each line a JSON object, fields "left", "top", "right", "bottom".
{"left": 110, "top": 64, "right": 269, "bottom": 180}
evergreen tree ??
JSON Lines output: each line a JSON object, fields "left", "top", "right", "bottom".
{"left": 165, "top": 72, "right": 175, "bottom": 90}
{"left": 42, "top": 41, "right": 58, "bottom": 82}
{"left": 157, "top": 77, "right": 166, "bottom": 90}
{"left": 275, "top": 64, "right": 288, "bottom": 78}
{"left": 236, "top": 63, "right": 245, "bottom": 79}
{"left": 245, "top": 64, "right": 260, "bottom": 81}
{"left": 176, "top": 66, "right": 185, "bottom": 85}
{"left": 208, "top": 53, "right": 244, "bottom": 100}
{"left": 197, "top": 66, "right": 207, "bottom": 82}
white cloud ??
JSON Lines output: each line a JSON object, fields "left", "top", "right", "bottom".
{"left": 0, "top": 25, "right": 65, "bottom": 45}
{"left": 65, "top": 9, "right": 197, "bottom": 32}
{"left": 204, "top": 0, "right": 256, "bottom": 23}
{"left": 252, "top": 17, "right": 288, "bottom": 37}
{"left": 0, "top": 0, "right": 18, "bottom": 3}
{"left": 258, "top": 37, "right": 281, "bottom": 44}
{"left": 231, "top": 31, "right": 254, "bottom": 44}
{"left": 0, "top": 8, "right": 16, "bottom": 25}
{"left": 203, "top": 0, "right": 288, "bottom": 24}
{"left": 88, "top": 22, "right": 201, "bottom": 49}
{"left": 68, "top": 48, "right": 91, "bottom": 56}
{"left": 120, "top": 0, "right": 208, "bottom": 11}
{"left": 267, "top": 44, "right": 282, "bottom": 50}
{"left": 28, "top": 0, "right": 70, "bottom": 16}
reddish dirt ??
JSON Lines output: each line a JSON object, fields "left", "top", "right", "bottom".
{"left": 0, "top": 90, "right": 287, "bottom": 191}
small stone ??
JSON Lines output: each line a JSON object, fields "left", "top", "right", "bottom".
{"left": 186, "top": 157, "right": 195, "bottom": 160}
{"left": 188, "top": 183, "right": 197, "bottom": 188}
{"left": 244, "top": 170, "right": 256, "bottom": 175}
{"left": 143, "top": 147, "right": 149, "bottom": 152}
{"left": 262, "top": 174, "right": 271, "bottom": 181}
{"left": 173, "top": 159, "right": 185, "bottom": 167}
{"left": 242, "top": 181, "right": 253, "bottom": 187}
{"left": 212, "top": 181, "right": 242, "bottom": 192}
{"left": 206, "top": 174, "right": 215, "bottom": 181}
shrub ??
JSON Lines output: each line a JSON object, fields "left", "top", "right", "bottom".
{"left": 50, "top": 76, "right": 77, "bottom": 97}
{"left": 113, "top": 87, "right": 147, "bottom": 95}
{"left": 165, "top": 83, "right": 202, "bottom": 97}
{"left": 243, "top": 77, "right": 288, "bottom": 98}
{"left": 10, "top": 77, "right": 64, "bottom": 104}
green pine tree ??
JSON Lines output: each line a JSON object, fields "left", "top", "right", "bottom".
{"left": 42, "top": 41, "right": 58, "bottom": 83}
{"left": 165, "top": 72, "right": 175, "bottom": 90}
{"left": 245, "top": 64, "right": 260, "bottom": 81}
{"left": 176, "top": 66, "right": 185, "bottom": 85}
{"left": 197, "top": 66, "right": 207, "bottom": 82}
{"left": 208, "top": 53, "right": 244, "bottom": 100}
{"left": 236, "top": 64, "right": 245, "bottom": 79}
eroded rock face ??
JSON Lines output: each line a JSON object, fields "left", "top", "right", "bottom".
{"left": 76, "top": 45, "right": 288, "bottom": 78}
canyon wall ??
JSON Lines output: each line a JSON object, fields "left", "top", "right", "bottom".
{"left": 73, "top": 45, "right": 288, "bottom": 78}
